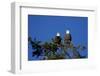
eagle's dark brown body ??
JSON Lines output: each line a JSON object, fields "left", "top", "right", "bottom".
{"left": 64, "top": 34, "right": 72, "bottom": 43}
{"left": 54, "top": 36, "right": 62, "bottom": 45}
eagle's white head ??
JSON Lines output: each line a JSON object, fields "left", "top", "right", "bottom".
{"left": 56, "top": 32, "right": 60, "bottom": 36}
{"left": 66, "top": 30, "right": 70, "bottom": 34}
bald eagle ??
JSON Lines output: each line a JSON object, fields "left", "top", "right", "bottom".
{"left": 53, "top": 32, "right": 62, "bottom": 45}
{"left": 64, "top": 30, "right": 72, "bottom": 45}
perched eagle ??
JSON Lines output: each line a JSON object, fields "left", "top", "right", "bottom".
{"left": 64, "top": 30, "right": 72, "bottom": 45}
{"left": 54, "top": 32, "right": 62, "bottom": 45}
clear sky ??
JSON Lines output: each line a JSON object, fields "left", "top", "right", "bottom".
{"left": 28, "top": 15, "right": 88, "bottom": 60}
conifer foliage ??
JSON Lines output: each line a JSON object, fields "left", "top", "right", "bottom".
{"left": 28, "top": 31, "right": 87, "bottom": 60}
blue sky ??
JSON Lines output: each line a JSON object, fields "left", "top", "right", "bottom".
{"left": 28, "top": 15, "right": 88, "bottom": 60}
